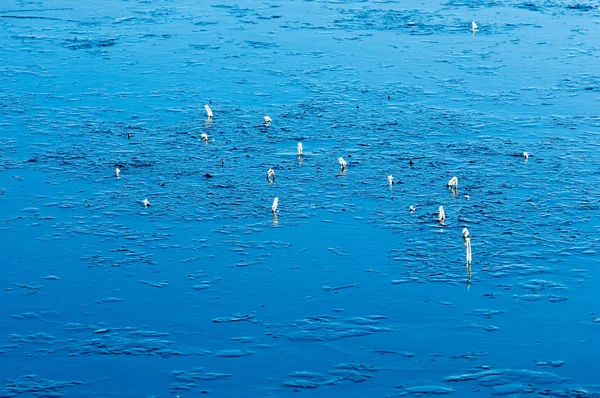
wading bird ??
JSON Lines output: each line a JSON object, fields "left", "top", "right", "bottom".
{"left": 204, "top": 104, "right": 213, "bottom": 119}
{"left": 463, "top": 227, "right": 472, "bottom": 264}
{"left": 447, "top": 176, "right": 458, "bottom": 188}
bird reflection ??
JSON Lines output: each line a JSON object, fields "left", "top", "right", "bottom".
{"left": 466, "top": 262, "right": 472, "bottom": 289}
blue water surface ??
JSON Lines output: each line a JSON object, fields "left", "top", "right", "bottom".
{"left": 1, "top": 0, "right": 600, "bottom": 396}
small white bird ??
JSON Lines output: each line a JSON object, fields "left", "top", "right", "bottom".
{"left": 115, "top": 167, "right": 120, "bottom": 177}
{"left": 204, "top": 104, "right": 213, "bottom": 119}
{"left": 388, "top": 175, "right": 394, "bottom": 186}
{"left": 464, "top": 194, "right": 470, "bottom": 200}
{"left": 438, "top": 206, "right": 446, "bottom": 222}
{"left": 272, "top": 197, "right": 278, "bottom": 213}
{"left": 409, "top": 206, "right": 416, "bottom": 213}
{"left": 523, "top": 152, "right": 529, "bottom": 161}
{"left": 298, "top": 142, "right": 303, "bottom": 157}
{"left": 267, "top": 168, "right": 275, "bottom": 182}
{"left": 462, "top": 227, "right": 470, "bottom": 240}
{"left": 472, "top": 21, "right": 478, "bottom": 32}
{"left": 201, "top": 133, "right": 209, "bottom": 142}
{"left": 463, "top": 227, "right": 472, "bottom": 264}
{"left": 338, "top": 157, "right": 347, "bottom": 170}
{"left": 264, "top": 116, "right": 272, "bottom": 124}
{"left": 447, "top": 176, "right": 458, "bottom": 188}
{"left": 143, "top": 198, "right": 150, "bottom": 207}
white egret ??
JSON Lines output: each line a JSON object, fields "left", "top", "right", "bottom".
{"left": 447, "top": 176, "right": 458, "bottom": 188}
{"left": 204, "top": 104, "right": 213, "bottom": 119}
{"left": 463, "top": 227, "right": 472, "bottom": 264}
{"left": 438, "top": 206, "right": 446, "bottom": 222}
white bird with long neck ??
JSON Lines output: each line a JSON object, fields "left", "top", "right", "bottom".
{"left": 267, "top": 168, "right": 275, "bottom": 182}
{"left": 272, "top": 197, "right": 278, "bottom": 214}
{"left": 523, "top": 152, "right": 529, "bottom": 161}
{"left": 115, "top": 167, "right": 120, "bottom": 177}
{"left": 472, "top": 21, "right": 478, "bottom": 32}
{"left": 204, "top": 104, "right": 213, "bottom": 119}
{"left": 143, "top": 198, "right": 150, "bottom": 208}
{"left": 447, "top": 176, "right": 458, "bottom": 188}
{"left": 298, "top": 142, "right": 303, "bottom": 157}
{"left": 463, "top": 227, "right": 472, "bottom": 264}
{"left": 438, "top": 206, "right": 446, "bottom": 222}
{"left": 388, "top": 175, "right": 394, "bottom": 186}
{"left": 338, "top": 157, "right": 347, "bottom": 171}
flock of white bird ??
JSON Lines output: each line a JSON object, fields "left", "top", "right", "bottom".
{"left": 120, "top": 85, "right": 530, "bottom": 268}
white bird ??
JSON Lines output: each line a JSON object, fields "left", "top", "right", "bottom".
{"left": 204, "top": 104, "right": 213, "bottom": 119}
{"left": 338, "top": 157, "right": 347, "bottom": 170}
{"left": 143, "top": 198, "right": 150, "bottom": 207}
{"left": 462, "top": 227, "right": 470, "bottom": 240}
{"left": 472, "top": 21, "right": 478, "bottom": 32}
{"left": 115, "top": 167, "right": 120, "bottom": 177}
{"left": 388, "top": 175, "right": 394, "bottom": 186}
{"left": 438, "top": 206, "right": 446, "bottom": 222}
{"left": 464, "top": 194, "right": 470, "bottom": 200}
{"left": 267, "top": 168, "right": 275, "bottom": 182}
{"left": 463, "top": 227, "right": 472, "bottom": 264}
{"left": 410, "top": 206, "right": 416, "bottom": 213}
{"left": 201, "top": 133, "right": 209, "bottom": 142}
{"left": 298, "top": 142, "right": 303, "bottom": 157}
{"left": 523, "top": 152, "right": 529, "bottom": 161}
{"left": 447, "top": 176, "right": 458, "bottom": 188}
{"left": 264, "top": 116, "right": 272, "bottom": 124}
{"left": 272, "top": 197, "right": 278, "bottom": 213}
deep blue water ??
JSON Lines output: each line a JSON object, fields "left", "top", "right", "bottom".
{"left": 1, "top": 0, "right": 600, "bottom": 396}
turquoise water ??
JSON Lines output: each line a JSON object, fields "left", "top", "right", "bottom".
{"left": 1, "top": 0, "right": 600, "bottom": 396}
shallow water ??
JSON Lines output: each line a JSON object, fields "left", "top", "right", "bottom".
{"left": 1, "top": 0, "right": 600, "bottom": 396}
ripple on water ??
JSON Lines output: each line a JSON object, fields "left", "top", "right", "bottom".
{"left": 283, "top": 363, "right": 376, "bottom": 389}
